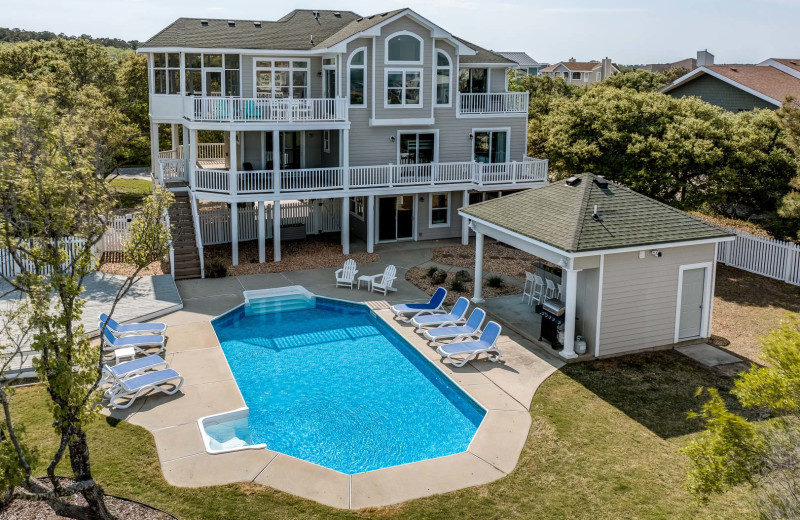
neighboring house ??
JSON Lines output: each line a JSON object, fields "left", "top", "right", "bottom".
{"left": 540, "top": 58, "right": 619, "bottom": 85}
{"left": 638, "top": 49, "right": 714, "bottom": 73}
{"left": 496, "top": 51, "right": 546, "bottom": 76}
{"left": 460, "top": 173, "right": 734, "bottom": 359}
{"left": 139, "top": 8, "right": 543, "bottom": 278}
{"left": 661, "top": 58, "right": 800, "bottom": 112}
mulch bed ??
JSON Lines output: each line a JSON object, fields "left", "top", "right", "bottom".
{"left": 0, "top": 478, "right": 174, "bottom": 520}
{"left": 204, "top": 234, "right": 379, "bottom": 276}
{"left": 406, "top": 267, "right": 521, "bottom": 305}
{"left": 98, "top": 254, "right": 170, "bottom": 277}
{"left": 432, "top": 242, "right": 540, "bottom": 277}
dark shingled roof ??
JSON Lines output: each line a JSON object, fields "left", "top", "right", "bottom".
{"left": 139, "top": 8, "right": 514, "bottom": 65}
{"left": 461, "top": 173, "right": 731, "bottom": 253}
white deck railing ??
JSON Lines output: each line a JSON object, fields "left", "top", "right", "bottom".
{"left": 457, "top": 92, "right": 529, "bottom": 115}
{"left": 158, "top": 159, "right": 186, "bottom": 184}
{"left": 188, "top": 97, "right": 348, "bottom": 122}
{"left": 194, "top": 159, "right": 548, "bottom": 194}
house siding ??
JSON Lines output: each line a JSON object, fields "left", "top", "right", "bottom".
{"left": 598, "top": 243, "right": 716, "bottom": 357}
{"left": 666, "top": 74, "right": 776, "bottom": 112}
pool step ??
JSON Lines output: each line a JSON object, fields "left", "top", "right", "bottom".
{"left": 243, "top": 286, "right": 317, "bottom": 316}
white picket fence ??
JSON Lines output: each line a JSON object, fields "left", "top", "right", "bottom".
{"left": 0, "top": 237, "right": 90, "bottom": 278}
{"left": 717, "top": 228, "right": 800, "bottom": 286}
{"left": 198, "top": 200, "right": 341, "bottom": 245}
{"left": 96, "top": 214, "right": 136, "bottom": 254}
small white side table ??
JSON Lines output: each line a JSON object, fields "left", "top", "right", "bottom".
{"left": 114, "top": 347, "right": 136, "bottom": 365}
{"left": 357, "top": 275, "right": 375, "bottom": 291}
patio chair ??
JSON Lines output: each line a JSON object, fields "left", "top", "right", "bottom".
{"left": 335, "top": 259, "right": 358, "bottom": 289}
{"left": 423, "top": 308, "right": 486, "bottom": 345}
{"left": 436, "top": 321, "right": 503, "bottom": 367}
{"left": 545, "top": 279, "right": 557, "bottom": 301}
{"left": 532, "top": 275, "right": 545, "bottom": 305}
{"left": 100, "top": 355, "right": 169, "bottom": 387}
{"left": 99, "top": 313, "right": 166, "bottom": 337}
{"left": 102, "top": 327, "right": 166, "bottom": 356}
{"left": 556, "top": 283, "right": 563, "bottom": 301}
{"left": 390, "top": 287, "right": 447, "bottom": 319}
{"left": 411, "top": 297, "right": 470, "bottom": 331}
{"left": 522, "top": 271, "right": 536, "bottom": 304}
{"left": 105, "top": 368, "right": 184, "bottom": 409}
{"left": 369, "top": 265, "right": 397, "bottom": 295}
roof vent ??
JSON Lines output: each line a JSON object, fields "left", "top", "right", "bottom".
{"left": 310, "top": 34, "right": 314, "bottom": 46}
{"left": 333, "top": 11, "right": 341, "bottom": 17}
{"left": 381, "top": 12, "right": 389, "bottom": 16}
{"left": 730, "top": 67, "right": 738, "bottom": 72}
{"left": 592, "top": 205, "right": 602, "bottom": 222}
{"left": 564, "top": 176, "right": 580, "bottom": 187}
{"left": 357, "top": 17, "right": 363, "bottom": 22}
{"left": 253, "top": 21, "right": 261, "bottom": 28}
{"left": 313, "top": 11, "right": 321, "bottom": 25}
{"left": 594, "top": 176, "right": 609, "bottom": 189}
{"left": 200, "top": 19, "right": 209, "bottom": 27}
{"left": 227, "top": 20, "right": 235, "bottom": 27}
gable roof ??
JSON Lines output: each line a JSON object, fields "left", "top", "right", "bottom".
{"left": 661, "top": 63, "right": 800, "bottom": 106}
{"left": 496, "top": 52, "right": 540, "bottom": 67}
{"left": 139, "top": 10, "right": 360, "bottom": 50}
{"left": 460, "top": 173, "right": 731, "bottom": 253}
{"left": 542, "top": 61, "right": 599, "bottom": 72}
{"left": 311, "top": 8, "right": 406, "bottom": 49}
{"left": 454, "top": 37, "right": 514, "bottom": 64}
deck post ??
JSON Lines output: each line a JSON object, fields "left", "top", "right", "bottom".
{"left": 560, "top": 268, "right": 579, "bottom": 359}
{"left": 472, "top": 231, "right": 485, "bottom": 303}
{"left": 273, "top": 131, "right": 281, "bottom": 194}
{"left": 257, "top": 201, "right": 266, "bottom": 263}
{"left": 367, "top": 195, "right": 375, "bottom": 254}
{"left": 229, "top": 130, "right": 237, "bottom": 196}
{"left": 170, "top": 124, "right": 179, "bottom": 152}
{"left": 186, "top": 127, "right": 195, "bottom": 190}
{"left": 461, "top": 190, "right": 470, "bottom": 245}
{"left": 149, "top": 122, "right": 159, "bottom": 183}
{"left": 230, "top": 202, "right": 239, "bottom": 266}
{"left": 341, "top": 197, "right": 350, "bottom": 255}
{"left": 273, "top": 200, "right": 281, "bottom": 262}
{"left": 342, "top": 129, "right": 350, "bottom": 190}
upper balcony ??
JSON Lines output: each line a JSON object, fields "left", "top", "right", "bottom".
{"left": 187, "top": 97, "right": 348, "bottom": 123}
{"left": 456, "top": 92, "right": 529, "bottom": 117}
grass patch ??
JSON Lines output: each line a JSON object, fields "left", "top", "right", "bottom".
{"left": 8, "top": 350, "right": 757, "bottom": 519}
{"left": 107, "top": 178, "right": 153, "bottom": 209}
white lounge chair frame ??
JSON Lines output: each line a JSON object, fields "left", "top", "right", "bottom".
{"left": 411, "top": 297, "right": 470, "bottom": 331}
{"left": 100, "top": 355, "right": 169, "bottom": 387}
{"left": 105, "top": 369, "right": 184, "bottom": 409}
{"left": 436, "top": 321, "right": 503, "bottom": 367}
{"left": 423, "top": 308, "right": 486, "bottom": 345}
{"left": 335, "top": 259, "right": 358, "bottom": 289}
{"left": 390, "top": 287, "right": 448, "bottom": 321}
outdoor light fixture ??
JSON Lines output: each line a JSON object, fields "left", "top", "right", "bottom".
{"left": 469, "top": 133, "right": 474, "bottom": 141}
{"left": 390, "top": 136, "right": 396, "bottom": 142}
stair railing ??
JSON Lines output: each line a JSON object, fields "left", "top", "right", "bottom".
{"left": 164, "top": 209, "right": 175, "bottom": 280}
{"left": 190, "top": 192, "right": 205, "bottom": 278}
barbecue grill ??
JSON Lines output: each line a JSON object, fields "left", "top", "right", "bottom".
{"left": 535, "top": 299, "right": 567, "bottom": 349}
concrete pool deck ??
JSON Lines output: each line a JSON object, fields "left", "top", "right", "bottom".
{"left": 108, "top": 267, "right": 562, "bottom": 509}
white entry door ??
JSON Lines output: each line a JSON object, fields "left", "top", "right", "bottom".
{"left": 677, "top": 267, "right": 707, "bottom": 340}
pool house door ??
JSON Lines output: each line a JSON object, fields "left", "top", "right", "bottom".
{"left": 378, "top": 196, "right": 415, "bottom": 242}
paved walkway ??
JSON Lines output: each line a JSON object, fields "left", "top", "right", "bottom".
{"left": 109, "top": 264, "right": 562, "bottom": 509}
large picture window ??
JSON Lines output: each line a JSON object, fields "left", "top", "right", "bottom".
{"left": 459, "top": 68, "right": 487, "bottom": 93}
{"left": 254, "top": 59, "right": 309, "bottom": 99}
{"left": 429, "top": 193, "right": 449, "bottom": 227}
{"left": 153, "top": 53, "right": 180, "bottom": 95}
{"left": 183, "top": 53, "right": 239, "bottom": 96}
{"left": 386, "top": 69, "right": 421, "bottom": 106}
{"left": 473, "top": 130, "right": 508, "bottom": 164}
{"left": 435, "top": 51, "right": 451, "bottom": 106}
{"left": 399, "top": 132, "right": 435, "bottom": 164}
{"left": 386, "top": 32, "right": 423, "bottom": 64}
{"left": 348, "top": 48, "right": 366, "bottom": 106}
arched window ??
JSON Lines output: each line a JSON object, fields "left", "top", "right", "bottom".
{"left": 348, "top": 48, "right": 366, "bottom": 106}
{"left": 435, "top": 50, "right": 451, "bottom": 106}
{"left": 385, "top": 31, "right": 423, "bottom": 64}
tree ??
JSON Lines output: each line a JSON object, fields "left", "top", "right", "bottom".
{"left": 601, "top": 69, "right": 669, "bottom": 92}
{"left": 0, "top": 77, "right": 172, "bottom": 519}
{"left": 682, "top": 314, "right": 800, "bottom": 519}
{"left": 776, "top": 98, "right": 800, "bottom": 230}
{"left": 664, "top": 66, "right": 691, "bottom": 83}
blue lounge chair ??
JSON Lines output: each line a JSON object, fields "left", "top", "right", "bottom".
{"left": 99, "top": 313, "right": 166, "bottom": 337}
{"left": 105, "top": 368, "right": 184, "bottom": 409}
{"left": 423, "top": 308, "right": 486, "bottom": 345}
{"left": 411, "top": 297, "right": 470, "bottom": 330}
{"left": 390, "top": 287, "right": 447, "bottom": 319}
{"left": 436, "top": 321, "right": 503, "bottom": 367}
{"left": 102, "top": 328, "right": 165, "bottom": 355}
{"left": 100, "top": 355, "right": 169, "bottom": 386}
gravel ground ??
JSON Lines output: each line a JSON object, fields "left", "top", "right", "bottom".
{"left": 204, "top": 234, "right": 379, "bottom": 276}
{"left": 431, "top": 242, "right": 541, "bottom": 277}
{"left": 406, "top": 267, "right": 522, "bottom": 305}
{"left": 98, "top": 254, "right": 169, "bottom": 277}
{"left": 0, "top": 478, "right": 174, "bottom": 520}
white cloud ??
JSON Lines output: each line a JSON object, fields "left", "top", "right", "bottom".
{"left": 540, "top": 7, "right": 648, "bottom": 13}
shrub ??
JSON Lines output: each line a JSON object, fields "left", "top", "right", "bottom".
{"left": 204, "top": 257, "right": 228, "bottom": 278}
{"left": 427, "top": 266, "right": 438, "bottom": 278}
{"left": 449, "top": 279, "right": 466, "bottom": 292}
{"left": 487, "top": 275, "right": 504, "bottom": 288}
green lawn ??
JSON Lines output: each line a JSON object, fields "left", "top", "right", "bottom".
{"left": 107, "top": 178, "right": 153, "bottom": 209}
{"left": 12, "top": 351, "right": 756, "bottom": 519}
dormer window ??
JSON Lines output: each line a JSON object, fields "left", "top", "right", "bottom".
{"left": 385, "top": 31, "right": 423, "bottom": 64}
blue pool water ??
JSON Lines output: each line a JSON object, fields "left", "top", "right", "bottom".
{"left": 211, "top": 297, "right": 485, "bottom": 474}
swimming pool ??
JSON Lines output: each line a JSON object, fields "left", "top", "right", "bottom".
{"left": 210, "top": 291, "right": 485, "bottom": 474}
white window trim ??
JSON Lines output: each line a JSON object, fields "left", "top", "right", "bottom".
{"left": 384, "top": 68, "right": 424, "bottom": 109}
{"left": 323, "top": 130, "right": 330, "bottom": 154}
{"left": 251, "top": 58, "right": 310, "bottom": 99}
{"left": 674, "top": 262, "right": 714, "bottom": 343}
{"left": 434, "top": 49, "right": 452, "bottom": 107}
{"left": 428, "top": 192, "right": 450, "bottom": 228}
{"left": 384, "top": 30, "right": 424, "bottom": 66}
{"left": 471, "top": 127, "right": 511, "bottom": 163}
{"left": 396, "top": 129, "right": 440, "bottom": 165}
{"left": 347, "top": 47, "right": 367, "bottom": 108}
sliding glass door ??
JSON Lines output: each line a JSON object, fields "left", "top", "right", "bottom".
{"left": 473, "top": 130, "right": 508, "bottom": 164}
{"left": 399, "top": 133, "right": 435, "bottom": 165}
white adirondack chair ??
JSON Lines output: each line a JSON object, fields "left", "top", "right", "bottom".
{"left": 370, "top": 265, "right": 397, "bottom": 295}
{"left": 335, "top": 259, "right": 358, "bottom": 289}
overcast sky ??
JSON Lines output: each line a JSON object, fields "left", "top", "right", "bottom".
{"left": 4, "top": 0, "right": 799, "bottom": 64}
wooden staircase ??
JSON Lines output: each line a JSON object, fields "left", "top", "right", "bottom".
{"left": 168, "top": 192, "right": 202, "bottom": 280}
